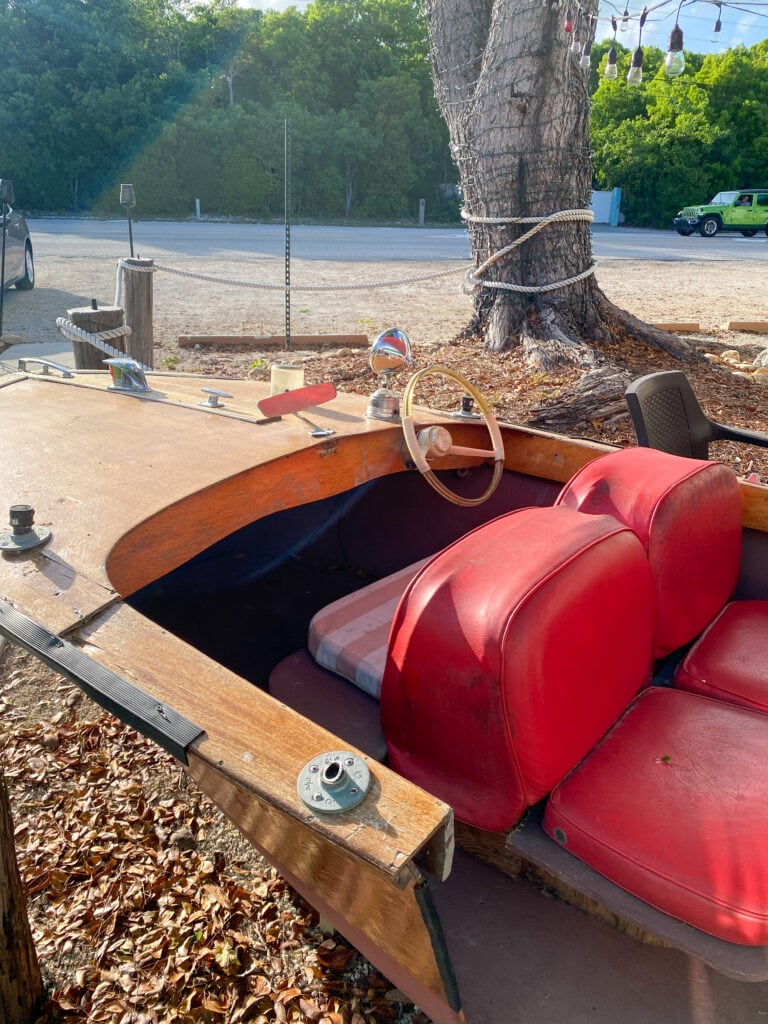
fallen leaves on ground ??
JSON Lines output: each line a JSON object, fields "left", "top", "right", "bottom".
{"left": 1, "top": 645, "right": 426, "bottom": 1024}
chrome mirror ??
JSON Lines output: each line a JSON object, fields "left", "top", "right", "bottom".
{"left": 366, "top": 328, "right": 413, "bottom": 421}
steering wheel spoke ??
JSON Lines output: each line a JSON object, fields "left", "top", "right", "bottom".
{"left": 402, "top": 366, "right": 505, "bottom": 506}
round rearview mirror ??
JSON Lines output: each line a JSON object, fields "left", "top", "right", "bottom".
{"left": 369, "top": 328, "right": 412, "bottom": 376}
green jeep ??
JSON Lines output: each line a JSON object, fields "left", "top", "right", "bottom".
{"left": 673, "top": 189, "right": 768, "bottom": 237}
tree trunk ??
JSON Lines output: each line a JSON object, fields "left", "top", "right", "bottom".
{"left": 425, "top": 0, "right": 693, "bottom": 374}
{"left": 0, "top": 768, "right": 44, "bottom": 1024}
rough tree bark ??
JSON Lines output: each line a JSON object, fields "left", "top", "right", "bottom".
{"left": 0, "top": 767, "right": 44, "bottom": 1024}
{"left": 425, "top": 0, "right": 693, "bottom": 400}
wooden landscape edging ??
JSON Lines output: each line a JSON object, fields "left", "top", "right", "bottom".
{"left": 178, "top": 334, "right": 369, "bottom": 349}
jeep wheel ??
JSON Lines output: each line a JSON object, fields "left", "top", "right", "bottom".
{"left": 676, "top": 228, "right": 694, "bottom": 236}
{"left": 699, "top": 216, "right": 719, "bottom": 237}
{"left": 741, "top": 229, "right": 758, "bottom": 237}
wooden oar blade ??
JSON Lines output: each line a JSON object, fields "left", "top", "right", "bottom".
{"left": 258, "top": 382, "right": 337, "bottom": 418}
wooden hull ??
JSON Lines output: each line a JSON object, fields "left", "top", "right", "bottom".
{"left": 3, "top": 367, "right": 768, "bottom": 1022}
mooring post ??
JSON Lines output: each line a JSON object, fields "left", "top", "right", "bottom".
{"left": 67, "top": 302, "right": 125, "bottom": 370}
{"left": 122, "top": 257, "right": 155, "bottom": 368}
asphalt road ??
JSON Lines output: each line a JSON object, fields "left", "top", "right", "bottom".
{"left": 25, "top": 217, "right": 768, "bottom": 264}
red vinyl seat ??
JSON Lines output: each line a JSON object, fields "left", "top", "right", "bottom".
{"left": 378, "top": 500, "right": 768, "bottom": 945}
{"left": 300, "top": 494, "right": 768, "bottom": 944}
{"left": 555, "top": 447, "right": 743, "bottom": 658}
{"left": 556, "top": 446, "right": 768, "bottom": 714}
{"left": 543, "top": 686, "right": 768, "bottom": 946}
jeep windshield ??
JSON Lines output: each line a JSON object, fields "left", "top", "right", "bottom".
{"left": 710, "top": 191, "right": 739, "bottom": 205}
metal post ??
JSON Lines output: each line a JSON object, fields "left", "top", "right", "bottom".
{"left": 120, "top": 184, "right": 136, "bottom": 258}
{"left": 284, "top": 118, "right": 291, "bottom": 352}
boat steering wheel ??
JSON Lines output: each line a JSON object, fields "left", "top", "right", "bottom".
{"left": 401, "top": 366, "right": 505, "bottom": 507}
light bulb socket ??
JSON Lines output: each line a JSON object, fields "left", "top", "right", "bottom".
{"left": 668, "top": 24, "right": 684, "bottom": 52}
{"left": 630, "top": 46, "right": 643, "bottom": 68}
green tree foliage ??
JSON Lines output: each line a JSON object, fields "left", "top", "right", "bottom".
{"left": 590, "top": 40, "right": 768, "bottom": 227}
{"left": 0, "top": 0, "right": 766, "bottom": 227}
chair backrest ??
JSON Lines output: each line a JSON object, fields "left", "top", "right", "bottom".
{"left": 625, "top": 370, "right": 716, "bottom": 458}
{"left": 556, "top": 447, "right": 742, "bottom": 657}
{"left": 381, "top": 505, "right": 654, "bottom": 832}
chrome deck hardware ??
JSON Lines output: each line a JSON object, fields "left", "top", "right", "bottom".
{"left": 17, "top": 357, "right": 73, "bottom": 378}
{"left": 104, "top": 358, "right": 151, "bottom": 392}
{"left": 200, "top": 387, "right": 234, "bottom": 409}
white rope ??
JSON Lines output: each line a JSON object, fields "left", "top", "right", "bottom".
{"left": 108, "top": 210, "right": 594, "bottom": 305}
{"left": 114, "top": 258, "right": 157, "bottom": 308}
{"left": 462, "top": 208, "right": 596, "bottom": 295}
{"left": 150, "top": 260, "right": 466, "bottom": 292}
{"left": 55, "top": 318, "right": 147, "bottom": 368}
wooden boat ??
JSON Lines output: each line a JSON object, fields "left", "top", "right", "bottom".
{"left": 3, "top": 343, "right": 768, "bottom": 1023}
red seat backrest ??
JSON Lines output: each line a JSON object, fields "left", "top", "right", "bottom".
{"left": 381, "top": 506, "right": 653, "bottom": 832}
{"left": 556, "top": 448, "right": 742, "bottom": 658}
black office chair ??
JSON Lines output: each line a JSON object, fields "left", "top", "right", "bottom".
{"left": 625, "top": 370, "right": 768, "bottom": 459}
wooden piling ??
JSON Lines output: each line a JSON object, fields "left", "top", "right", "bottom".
{"left": 122, "top": 257, "right": 155, "bottom": 368}
{"left": 67, "top": 303, "right": 125, "bottom": 370}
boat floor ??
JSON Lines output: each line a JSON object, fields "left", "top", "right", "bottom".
{"left": 434, "top": 851, "right": 768, "bottom": 1023}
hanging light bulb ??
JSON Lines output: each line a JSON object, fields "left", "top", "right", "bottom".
{"left": 604, "top": 18, "right": 619, "bottom": 79}
{"left": 580, "top": 40, "right": 593, "bottom": 69}
{"left": 571, "top": 27, "right": 581, "bottom": 52}
{"left": 604, "top": 45, "right": 619, "bottom": 79}
{"left": 564, "top": 11, "right": 573, "bottom": 32}
{"left": 620, "top": 6, "right": 630, "bottom": 31}
{"left": 711, "top": 3, "right": 722, "bottom": 43}
{"left": 627, "top": 8, "right": 647, "bottom": 86}
{"left": 665, "top": 23, "right": 685, "bottom": 76}
{"left": 627, "top": 46, "right": 643, "bottom": 84}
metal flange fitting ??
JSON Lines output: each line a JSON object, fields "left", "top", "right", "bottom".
{"left": 297, "top": 751, "right": 371, "bottom": 814}
{"left": 0, "top": 505, "right": 51, "bottom": 552}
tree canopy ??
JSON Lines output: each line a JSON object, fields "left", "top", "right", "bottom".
{"left": 0, "top": 0, "right": 765, "bottom": 226}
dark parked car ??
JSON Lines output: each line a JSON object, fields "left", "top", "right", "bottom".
{"left": 2, "top": 205, "right": 34, "bottom": 290}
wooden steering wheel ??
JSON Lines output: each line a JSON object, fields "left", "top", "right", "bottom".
{"left": 401, "top": 366, "right": 505, "bottom": 507}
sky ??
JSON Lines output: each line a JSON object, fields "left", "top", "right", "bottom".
{"left": 235, "top": 0, "right": 768, "bottom": 55}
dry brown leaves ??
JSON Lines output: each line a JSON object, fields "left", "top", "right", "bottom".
{"left": 0, "top": 644, "right": 425, "bottom": 1024}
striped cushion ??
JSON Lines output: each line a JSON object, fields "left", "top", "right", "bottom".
{"left": 308, "top": 558, "right": 429, "bottom": 698}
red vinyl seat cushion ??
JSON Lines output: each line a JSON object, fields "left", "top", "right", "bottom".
{"left": 556, "top": 448, "right": 742, "bottom": 657}
{"left": 544, "top": 686, "right": 768, "bottom": 945}
{"left": 675, "top": 601, "right": 768, "bottom": 713}
{"left": 381, "top": 506, "right": 654, "bottom": 833}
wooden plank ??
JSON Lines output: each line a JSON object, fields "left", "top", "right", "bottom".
{"left": 73, "top": 602, "right": 455, "bottom": 885}
{"left": 0, "top": 548, "right": 115, "bottom": 636}
{"left": 178, "top": 334, "right": 370, "bottom": 349}
{"left": 727, "top": 322, "right": 768, "bottom": 334}
{"left": 651, "top": 322, "right": 700, "bottom": 333}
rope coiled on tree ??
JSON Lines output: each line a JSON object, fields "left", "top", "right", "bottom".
{"left": 462, "top": 208, "right": 596, "bottom": 295}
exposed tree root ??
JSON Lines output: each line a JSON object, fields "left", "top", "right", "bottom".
{"left": 473, "top": 289, "right": 703, "bottom": 431}
{"left": 527, "top": 367, "right": 635, "bottom": 431}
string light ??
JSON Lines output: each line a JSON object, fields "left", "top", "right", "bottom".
{"left": 665, "top": 0, "right": 686, "bottom": 75}
{"left": 627, "top": 6, "right": 647, "bottom": 85}
{"left": 665, "top": 22, "right": 685, "bottom": 74}
{"left": 620, "top": 5, "right": 630, "bottom": 30}
{"left": 711, "top": 2, "right": 723, "bottom": 42}
{"left": 604, "top": 16, "right": 619, "bottom": 79}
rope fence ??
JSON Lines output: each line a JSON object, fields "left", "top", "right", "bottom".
{"left": 58, "top": 213, "right": 595, "bottom": 367}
